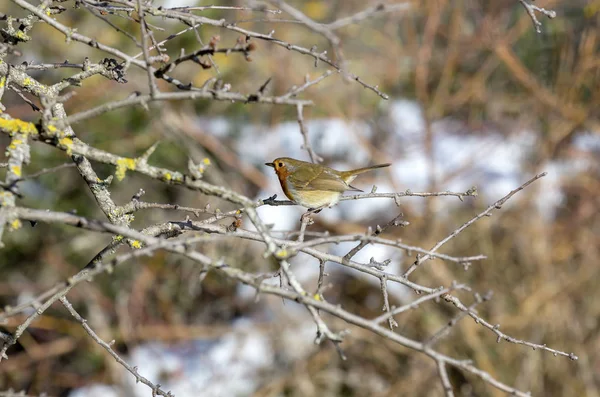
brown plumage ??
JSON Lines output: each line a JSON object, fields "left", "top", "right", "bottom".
{"left": 265, "top": 157, "right": 390, "bottom": 209}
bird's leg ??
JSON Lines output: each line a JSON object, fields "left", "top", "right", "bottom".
{"left": 298, "top": 209, "right": 317, "bottom": 242}
{"left": 299, "top": 205, "right": 326, "bottom": 223}
{"left": 298, "top": 205, "right": 328, "bottom": 242}
{"left": 300, "top": 210, "right": 315, "bottom": 227}
{"left": 308, "top": 204, "right": 327, "bottom": 214}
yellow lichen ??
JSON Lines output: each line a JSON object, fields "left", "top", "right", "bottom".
{"left": 202, "top": 158, "right": 211, "bottom": 165}
{"left": 9, "top": 219, "right": 22, "bottom": 231}
{"left": 14, "top": 30, "right": 30, "bottom": 41}
{"left": 112, "top": 235, "right": 124, "bottom": 243}
{"left": 274, "top": 249, "right": 288, "bottom": 259}
{"left": 22, "top": 77, "right": 32, "bottom": 86}
{"left": 58, "top": 137, "right": 74, "bottom": 155}
{"left": 163, "top": 172, "right": 172, "bottom": 181}
{"left": 313, "top": 293, "right": 322, "bottom": 301}
{"left": 115, "top": 158, "right": 137, "bottom": 181}
{"left": 8, "top": 138, "right": 23, "bottom": 150}
{"left": 0, "top": 118, "right": 37, "bottom": 136}
{"left": 130, "top": 240, "right": 142, "bottom": 249}
{"left": 0, "top": 76, "right": 5, "bottom": 89}
{"left": 10, "top": 165, "right": 21, "bottom": 177}
{"left": 47, "top": 124, "right": 58, "bottom": 134}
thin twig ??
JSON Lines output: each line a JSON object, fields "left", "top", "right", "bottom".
{"left": 403, "top": 173, "right": 547, "bottom": 277}
{"left": 436, "top": 360, "right": 455, "bottom": 397}
{"left": 424, "top": 291, "right": 491, "bottom": 348}
{"left": 518, "top": 0, "right": 557, "bottom": 33}
{"left": 260, "top": 187, "right": 478, "bottom": 207}
{"left": 296, "top": 103, "right": 322, "bottom": 163}
{"left": 327, "top": 2, "right": 411, "bottom": 30}
{"left": 137, "top": 0, "right": 158, "bottom": 98}
{"left": 60, "top": 296, "right": 173, "bottom": 396}
{"left": 373, "top": 284, "right": 467, "bottom": 325}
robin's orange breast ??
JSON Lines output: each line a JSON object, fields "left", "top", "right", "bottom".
{"left": 279, "top": 175, "right": 294, "bottom": 201}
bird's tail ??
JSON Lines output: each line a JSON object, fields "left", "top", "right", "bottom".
{"left": 340, "top": 163, "right": 391, "bottom": 190}
{"left": 342, "top": 163, "right": 391, "bottom": 178}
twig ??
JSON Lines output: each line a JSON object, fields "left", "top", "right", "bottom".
{"left": 132, "top": 24, "right": 200, "bottom": 59}
{"left": 518, "top": 0, "right": 557, "bottom": 33}
{"left": 166, "top": 5, "right": 281, "bottom": 14}
{"left": 442, "top": 292, "right": 578, "bottom": 360}
{"left": 153, "top": 42, "right": 256, "bottom": 78}
{"left": 280, "top": 70, "right": 334, "bottom": 101}
{"left": 293, "top": 234, "right": 486, "bottom": 264}
{"left": 260, "top": 187, "right": 478, "bottom": 207}
{"left": 373, "top": 284, "right": 467, "bottom": 325}
{"left": 403, "top": 173, "right": 547, "bottom": 277}
{"left": 379, "top": 276, "right": 398, "bottom": 330}
{"left": 84, "top": 2, "right": 141, "bottom": 46}
{"left": 296, "top": 103, "right": 323, "bottom": 163}
{"left": 137, "top": 0, "right": 158, "bottom": 98}
{"left": 66, "top": 90, "right": 313, "bottom": 125}
{"left": 436, "top": 360, "right": 455, "bottom": 397}
{"left": 342, "top": 213, "right": 408, "bottom": 263}
{"left": 270, "top": 0, "right": 345, "bottom": 68}
{"left": 315, "top": 259, "right": 327, "bottom": 296}
{"left": 424, "top": 291, "right": 491, "bottom": 347}
{"left": 327, "top": 2, "right": 411, "bottom": 30}
{"left": 297, "top": 210, "right": 313, "bottom": 243}
{"left": 21, "top": 162, "right": 75, "bottom": 180}
{"left": 60, "top": 296, "right": 174, "bottom": 396}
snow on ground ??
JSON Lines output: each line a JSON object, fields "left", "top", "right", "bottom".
{"left": 122, "top": 323, "right": 274, "bottom": 397}
{"left": 159, "top": 0, "right": 198, "bottom": 8}
{"left": 69, "top": 384, "right": 120, "bottom": 397}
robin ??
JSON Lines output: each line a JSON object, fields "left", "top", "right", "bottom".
{"left": 265, "top": 157, "right": 390, "bottom": 210}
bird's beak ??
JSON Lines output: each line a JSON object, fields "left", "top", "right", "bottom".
{"left": 265, "top": 162, "right": 275, "bottom": 167}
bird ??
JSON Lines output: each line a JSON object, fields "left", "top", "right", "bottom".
{"left": 265, "top": 157, "right": 391, "bottom": 210}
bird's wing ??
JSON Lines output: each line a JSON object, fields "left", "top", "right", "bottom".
{"left": 287, "top": 167, "right": 351, "bottom": 193}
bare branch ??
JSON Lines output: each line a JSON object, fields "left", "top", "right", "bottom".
{"left": 60, "top": 297, "right": 174, "bottom": 396}
{"left": 136, "top": 0, "right": 158, "bottom": 98}
{"left": 403, "top": 173, "right": 547, "bottom": 277}
{"left": 296, "top": 103, "right": 323, "bottom": 163}
{"left": 519, "top": 0, "right": 557, "bottom": 33}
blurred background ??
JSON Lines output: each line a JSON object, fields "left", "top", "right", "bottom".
{"left": 0, "top": 0, "right": 599, "bottom": 396}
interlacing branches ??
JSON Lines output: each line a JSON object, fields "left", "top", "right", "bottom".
{"left": 0, "top": 1, "right": 574, "bottom": 396}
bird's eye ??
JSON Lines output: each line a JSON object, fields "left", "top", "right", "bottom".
{"left": 277, "top": 162, "right": 283, "bottom": 168}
